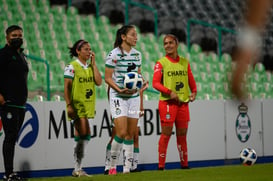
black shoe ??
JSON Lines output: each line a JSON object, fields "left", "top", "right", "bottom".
{"left": 158, "top": 167, "right": 164, "bottom": 171}
{"left": 3, "top": 172, "right": 27, "bottom": 181}
{"left": 130, "top": 168, "right": 141, "bottom": 173}
{"left": 104, "top": 170, "right": 109, "bottom": 175}
{"left": 181, "top": 166, "right": 190, "bottom": 169}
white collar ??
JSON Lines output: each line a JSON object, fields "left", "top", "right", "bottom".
{"left": 76, "top": 58, "right": 89, "bottom": 68}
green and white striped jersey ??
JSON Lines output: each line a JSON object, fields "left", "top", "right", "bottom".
{"left": 105, "top": 47, "right": 142, "bottom": 97}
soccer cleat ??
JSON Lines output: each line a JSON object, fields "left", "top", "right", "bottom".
{"left": 181, "top": 166, "right": 190, "bottom": 169}
{"left": 158, "top": 167, "right": 165, "bottom": 171}
{"left": 108, "top": 168, "right": 117, "bottom": 175}
{"left": 104, "top": 169, "right": 109, "bottom": 175}
{"left": 130, "top": 168, "right": 141, "bottom": 173}
{"left": 3, "top": 172, "right": 26, "bottom": 181}
{"left": 123, "top": 168, "right": 130, "bottom": 174}
{"left": 72, "top": 169, "right": 92, "bottom": 177}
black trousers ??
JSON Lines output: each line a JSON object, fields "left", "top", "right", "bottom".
{"left": 0, "top": 106, "right": 25, "bottom": 176}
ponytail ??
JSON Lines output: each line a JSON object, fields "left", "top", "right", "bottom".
{"left": 113, "top": 25, "right": 135, "bottom": 54}
{"left": 68, "top": 39, "right": 88, "bottom": 58}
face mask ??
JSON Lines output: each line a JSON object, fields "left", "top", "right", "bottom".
{"left": 9, "top": 38, "right": 23, "bottom": 49}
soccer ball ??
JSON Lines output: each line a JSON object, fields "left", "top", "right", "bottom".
{"left": 123, "top": 72, "right": 143, "bottom": 90}
{"left": 239, "top": 147, "right": 257, "bottom": 166}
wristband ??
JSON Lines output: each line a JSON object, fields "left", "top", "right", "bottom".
{"left": 67, "top": 103, "right": 72, "bottom": 107}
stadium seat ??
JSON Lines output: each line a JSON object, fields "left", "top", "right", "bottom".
{"left": 207, "top": 52, "right": 219, "bottom": 63}
{"left": 178, "top": 42, "right": 189, "bottom": 56}
{"left": 204, "top": 62, "right": 216, "bottom": 73}
{"left": 190, "top": 62, "right": 198, "bottom": 73}
{"left": 50, "top": 73, "right": 64, "bottom": 93}
{"left": 220, "top": 53, "right": 232, "bottom": 63}
{"left": 212, "top": 72, "right": 225, "bottom": 83}
{"left": 32, "top": 95, "right": 46, "bottom": 102}
{"left": 254, "top": 62, "right": 266, "bottom": 73}
{"left": 250, "top": 82, "right": 264, "bottom": 99}
{"left": 50, "top": 94, "right": 63, "bottom": 101}
{"left": 199, "top": 72, "right": 212, "bottom": 83}
{"left": 67, "top": 6, "right": 79, "bottom": 16}
{"left": 190, "top": 43, "right": 202, "bottom": 55}
{"left": 264, "top": 71, "right": 272, "bottom": 83}
{"left": 217, "top": 62, "right": 228, "bottom": 73}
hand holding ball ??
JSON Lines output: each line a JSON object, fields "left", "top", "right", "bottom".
{"left": 123, "top": 72, "right": 143, "bottom": 90}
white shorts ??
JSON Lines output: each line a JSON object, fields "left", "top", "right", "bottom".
{"left": 109, "top": 95, "right": 140, "bottom": 119}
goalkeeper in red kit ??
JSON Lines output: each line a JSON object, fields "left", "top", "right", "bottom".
{"left": 152, "top": 34, "right": 197, "bottom": 170}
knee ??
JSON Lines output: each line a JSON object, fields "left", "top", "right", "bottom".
{"left": 117, "top": 130, "right": 127, "bottom": 139}
{"left": 161, "top": 128, "right": 173, "bottom": 136}
{"left": 176, "top": 128, "right": 188, "bottom": 136}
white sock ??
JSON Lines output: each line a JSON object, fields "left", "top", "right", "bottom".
{"left": 83, "top": 139, "right": 88, "bottom": 154}
{"left": 110, "top": 136, "right": 123, "bottom": 169}
{"left": 105, "top": 144, "right": 111, "bottom": 171}
{"left": 74, "top": 140, "right": 84, "bottom": 171}
{"left": 123, "top": 140, "right": 134, "bottom": 173}
{"left": 132, "top": 149, "right": 139, "bottom": 170}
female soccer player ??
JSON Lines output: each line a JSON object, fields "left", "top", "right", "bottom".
{"left": 64, "top": 39, "right": 102, "bottom": 177}
{"left": 105, "top": 25, "right": 146, "bottom": 175}
{"left": 152, "top": 34, "right": 197, "bottom": 170}
{"left": 104, "top": 82, "right": 148, "bottom": 174}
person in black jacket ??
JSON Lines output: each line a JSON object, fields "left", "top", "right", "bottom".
{"left": 0, "top": 25, "right": 29, "bottom": 181}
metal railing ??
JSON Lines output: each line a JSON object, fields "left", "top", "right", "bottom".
{"left": 27, "top": 54, "right": 51, "bottom": 100}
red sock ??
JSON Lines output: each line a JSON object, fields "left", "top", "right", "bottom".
{"left": 177, "top": 135, "right": 188, "bottom": 167}
{"left": 158, "top": 134, "right": 171, "bottom": 169}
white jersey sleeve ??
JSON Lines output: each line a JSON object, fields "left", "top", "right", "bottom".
{"left": 105, "top": 49, "right": 117, "bottom": 68}
{"left": 64, "top": 64, "right": 74, "bottom": 79}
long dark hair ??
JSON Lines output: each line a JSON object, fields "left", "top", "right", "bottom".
{"left": 114, "top": 25, "right": 135, "bottom": 54}
{"left": 69, "top": 39, "right": 88, "bottom": 58}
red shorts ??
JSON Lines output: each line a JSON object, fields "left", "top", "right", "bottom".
{"left": 158, "top": 100, "right": 190, "bottom": 128}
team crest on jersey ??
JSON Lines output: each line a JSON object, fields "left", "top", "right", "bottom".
{"left": 7, "top": 112, "right": 12, "bottom": 119}
{"left": 154, "top": 63, "right": 160, "bottom": 72}
{"left": 133, "top": 53, "right": 140, "bottom": 61}
{"left": 235, "top": 103, "right": 251, "bottom": 143}
{"left": 116, "top": 108, "right": 121, "bottom": 115}
{"left": 166, "top": 113, "right": 170, "bottom": 120}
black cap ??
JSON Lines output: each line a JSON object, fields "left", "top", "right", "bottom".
{"left": 6, "top": 25, "right": 23, "bottom": 35}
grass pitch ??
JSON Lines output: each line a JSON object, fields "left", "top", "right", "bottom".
{"left": 29, "top": 163, "right": 273, "bottom": 181}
